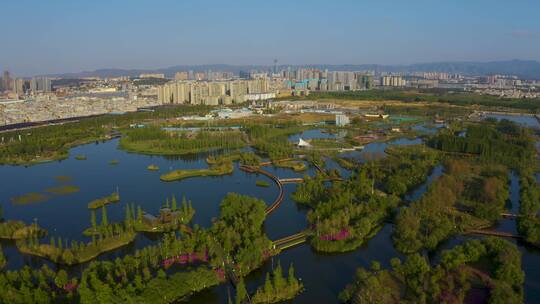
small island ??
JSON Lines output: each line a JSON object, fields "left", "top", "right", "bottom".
{"left": 250, "top": 262, "right": 303, "bottom": 304}
{"left": 45, "top": 185, "right": 80, "bottom": 195}
{"left": 17, "top": 228, "right": 136, "bottom": 266}
{"left": 273, "top": 160, "right": 307, "bottom": 172}
{"left": 0, "top": 220, "right": 47, "bottom": 240}
{"left": 11, "top": 192, "right": 49, "bottom": 205}
{"left": 87, "top": 190, "right": 120, "bottom": 209}
{"left": 256, "top": 180, "right": 270, "bottom": 187}
{"left": 147, "top": 164, "right": 160, "bottom": 171}
{"left": 160, "top": 155, "right": 234, "bottom": 182}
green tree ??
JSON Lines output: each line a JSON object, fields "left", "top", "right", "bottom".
{"left": 171, "top": 195, "right": 177, "bottom": 211}
{"left": 137, "top": 206, "right": 143, "bottom": 222}
{"left": 264, "top": 272, "right": 273, "bottom": 300}
{"left": 273, "top": 261, "right": 286, "bottom": 291}
{"left": 182, "top": 196, "right": 188, "bottom": 210}
{"left": 288, "top": 263, "right": 298, "bottom": 288}
{"left": 54, "top": 269, "right": 68, "bottom": 288}
{"left": 101, "top": 206, "right": 108, "bottom": 226}
{"left": 236, "top": 279, "right": 248, "bottom": 304}
{"left": 0, "top": 244, "right": 5, "bottom": 267}
{"left": 90, "top": 210, "right": 97, "bottom": 229}
{"left": 124, "top": 204, "right": 131, "bottom": 226}
{"left": 62, "top": 250, "right": 75, "bottom": 265}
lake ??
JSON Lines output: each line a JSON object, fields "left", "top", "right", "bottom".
{"left": 1, "top": 134, "right": 540, "bottom": 303}
{"left": 485, "top": 113, "right": 540, "bottom": 129}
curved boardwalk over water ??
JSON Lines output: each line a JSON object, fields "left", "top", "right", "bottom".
{"left": 239, "top": 165, "right": 284, "bottom": 215}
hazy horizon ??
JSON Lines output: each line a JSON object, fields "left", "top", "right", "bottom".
{"left": 2, "top": 0, "right": 540, "bottom": 76}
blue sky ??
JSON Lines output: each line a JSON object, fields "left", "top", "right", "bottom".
{"left": 2, "top": 0, "right": 540, "bottom": 76}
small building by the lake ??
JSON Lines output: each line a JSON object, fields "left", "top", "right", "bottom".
{"left": 142, "top": 207, "right": 184, "bottom": 228}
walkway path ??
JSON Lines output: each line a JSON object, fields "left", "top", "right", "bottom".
{"left": 239, "top": 165, "right": 284, "bottom": 215}
{"left": 272, "top": 231, "right": 308, "bottom": 251}
{"left": 467, "top": 229, "right": 522, "bottom": 239}
{"left": 279, "top": 178, "right": 305, "bottom": 184}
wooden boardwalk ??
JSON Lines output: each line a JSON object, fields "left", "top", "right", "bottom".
{"left": 239, "top": 165, "right": 284, "bottom": 215}
{"left": 312, "top": 162, "right": 324, "bottom": 174}
{"left": 467, "top": 229, "right": 522, "bottom": 239}
{"left": 279, "top": 178, "right": 305, "bottom": 184}
{"left": 272, "top": 231, "right": 308, "bottom": 251}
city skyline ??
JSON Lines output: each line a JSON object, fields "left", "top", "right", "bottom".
{"left": 1, "top": 0, "right": 540, "bottom": 76}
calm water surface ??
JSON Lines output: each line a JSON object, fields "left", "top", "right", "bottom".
{"left": 1, "top": 133, "right": 539, "bottom": 303}
{"left": 485, "top": 114, "right": 540, "bottom": 129}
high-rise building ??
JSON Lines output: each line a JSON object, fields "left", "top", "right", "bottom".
{"left": 194, "top": 72, "right": 206, "bottom": 81}
{"left": 190, "top": 82, "right": 210, "bottom": 104}
{"left": 229, "top": 80, "right": 248, "bottom": 98}
{"left": 247, "top": 78, "right": 268, "bottom": 94}
{"left": 239, "top": 70, "right": 250, "bottom": 79}
{"left": 13, "top": 78, "right": 25, "bottom": 95}
{"left": 157, "top": 81, "right": 191, "bottom": 104}
{"left": 30, "top": 76, "right": 52, "bottom": 93}
{"left": 208, "top": 82, "right": 226, "bottom": 97}
{"left": 175, "top": 72, "right": 188, "bottom": 81}
{"left": 2, "top": 71, "right": 12, "bottom": 92}
{"left": 357, "top": 75, "right": 373, "bottom": 90}
{"left": 381, "top": 76, "right": 405, "bottom": 87}
{"left": 157, "top": 77, "right": 273, "bottom": 105}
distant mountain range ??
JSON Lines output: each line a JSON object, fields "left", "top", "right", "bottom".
{"left": 48, "top": 60, "right": 540, "bottom": 80}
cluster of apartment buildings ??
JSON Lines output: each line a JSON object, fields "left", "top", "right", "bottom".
{"left": 380, "top": 75, "right": 406, "bottom": 87}
{"left": 280, "top": 68, "right": 374, "bottom": 91}
{"left": 157, "top": 78, "right": 275, "bottom": 105}
{"left": 0, "top": 71, "right": 52, "bottom": 98}
{"left": 2, "top": 65, "right": 540, "bottom": 127}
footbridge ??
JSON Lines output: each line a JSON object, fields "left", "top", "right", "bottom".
{"left": 467, "top": 229, "right": 522, "bottom": 239}
{"left": 272, "top": 231, "right": 308, "bottom": 251}
{"left": 239, "top": 165, "right": 284, "bottom": 215}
